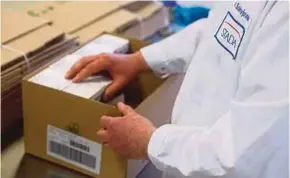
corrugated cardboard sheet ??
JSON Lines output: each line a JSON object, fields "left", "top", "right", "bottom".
{"left": 1, "top": 25, "right": 64, "bottom": 67}
{"left": 1, "top": 9, "right": 50, "bottom": 44}
{"left": 73, "top": 9, "right": 139, "bottom": 44}
{"left": 38, "top": 2, "right": 120, "bottom": 34}
{"left": 1, "top": 8, "right": 78, "bottom": 134}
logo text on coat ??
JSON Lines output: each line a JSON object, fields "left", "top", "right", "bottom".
{"left": 215, "top": 12, "right": 245, "bottom": 59}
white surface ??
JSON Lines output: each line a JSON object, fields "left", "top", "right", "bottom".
{"left": 74, "top": 43, "right": 115, "bottom": 57}
{"left": 141, "top": 1, "right": 288, "bottom": 178}
{"left": 30, "top": 34, "right": 130, "bottom": 99}
{"left": 74, "top": 34, "right": 129, "bottom": 56}
{"left": 47, "top": 125, "right": 102, "bottom": 174}
{"left": 29, "top": 54, "right": 112, "bottom": 99}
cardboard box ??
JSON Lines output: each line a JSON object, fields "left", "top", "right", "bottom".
{"left": 23, "top": 1, "right": 68, "bottom": 18}
{"left": 72, "top": 9, "right": 139, "bottom": 44}
{"left": 1, "top": 9, "right": 50, "bottom": 44}
{"left": 1, "top": 25, "right": 64, "bottom": 68}
{"left": 121, "top": 2, "right": 170, "bottom": 39}
{"left": 38, "top": 2, "right": 120, "bottom": 34}
{"left": 113, "top": 1, "right": 152, "bottom": 12}
{"left": 1, "top": 8, "right": 79, "bottom": 134}
{"left": 22, "top": 35, "right": 164, "bottom": 178}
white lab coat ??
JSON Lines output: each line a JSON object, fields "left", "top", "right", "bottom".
{"left": 140, "top": 1, "right": 288, "bottom": 178}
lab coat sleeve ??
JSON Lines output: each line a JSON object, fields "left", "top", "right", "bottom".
{"left": 147, "top": 4, "right": 289, "bottom": 178}
{"left": 140, "top": 18, "right": 208, "bottom": 77}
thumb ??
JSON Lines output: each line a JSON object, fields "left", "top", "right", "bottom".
{"left": 117, "top": 102, "right": 134, "bottom": 115}
{"left": 103, "top": 78, "right": 125, "bottom": 101}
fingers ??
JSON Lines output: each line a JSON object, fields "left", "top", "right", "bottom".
{"left": 72, "top": 56, "right": 110, "bottom": 82}
{"left": 65, "top": 56, "right": 95, "bottom": 79}
{"left": 103, "top": 78, "right": 125, "bottom": 101}
{"left": 97, "top": 129, "right": 109, "bottom": 142}
{"left": 117, "top": 102, "right": 134, "bottom": 115}
{"left": 100, "top": 116, "right": 112, "bottom": 129}
{"left": 100, "top": 115, "right": 121, "bottom": 128}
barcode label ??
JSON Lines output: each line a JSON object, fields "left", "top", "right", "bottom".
{"left": 47, "top": 125, "right": 102, "bottom": 174}
{"left": 49, "top": 140, "right": 96, "bottom": 169}
{"left": 70, "top": 140, "right": 90, "bottom": 152}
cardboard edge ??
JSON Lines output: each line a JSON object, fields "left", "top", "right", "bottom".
{"left": 2, "top": 21, "right": 52, "bottom": 45}
{"left": 2, "top": 36, "right": 79, "bottom": 76}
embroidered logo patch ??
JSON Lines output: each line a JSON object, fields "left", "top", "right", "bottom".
{"left": 215, "top": 12, "right": 245, "bottom": 59}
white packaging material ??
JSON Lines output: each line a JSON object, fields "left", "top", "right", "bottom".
{"left": 91, "top": 34, "right": 129, "bottom": 54}
{"left": 74, "top": 34, "right": 129, "bottom": 57}
{"left": 74, "top": 43, "right": 115, "bottom": 57}
{"left": 29, "top": 54, "right": 112, "bottom": 99}
{"left": 30, "top": 34, "right": 129, "bottom": 100}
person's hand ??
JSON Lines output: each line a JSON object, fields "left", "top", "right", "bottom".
{"left": 97, "top": 102, "right": 156, "bottom": 159}
{"left": 65, "top": 52, "right": 148, "bottom": 101}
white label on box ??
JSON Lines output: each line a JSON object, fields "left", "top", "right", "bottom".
{"left": 47, "top": 125, "right": 102, "bottom": 174}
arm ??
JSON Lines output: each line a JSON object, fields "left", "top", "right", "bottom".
{"left": 140, "top": 18, "right": 208, "bottom": 77}
{"left": 147, "top": 3, "right": 289, "bottom": 177}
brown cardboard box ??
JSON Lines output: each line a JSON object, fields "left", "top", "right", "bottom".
{"left": 1, "top": 37, "right": 78, "bottom": 134}
{"left": 23, "top": 1, "right": 68, "bottom": 18}
{"left": 1, "top": 25, "right": 64, "bottom": 67}
{"left": 22, "top": 35, "right": 164, "bottom": 178}
{"left": 1, "top": 7, "right": 79, "bottom": 134}
{"left": 113, "top": 1, "right": 152, "bottom": 11}
{"left": 38, "top": 2, "right": 120, "bottom": 34}
{"left": 120, "top": 2, "right": 170, "bottom": 39}
{"left": 1, "top": 9, "right": 50, "bottom": 44}
{"left": 73, "top": 10, "right": 139, "bottom": 44}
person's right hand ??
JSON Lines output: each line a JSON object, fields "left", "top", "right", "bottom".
{"left": 65, "top": 52, "right": 149, "bottom": 101}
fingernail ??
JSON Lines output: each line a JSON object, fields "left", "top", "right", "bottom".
{"left": 72, "top": 77, "right": 79, "bottom": 83}
{"left": 118, "top": 102, "right": 124, "bottom": 107}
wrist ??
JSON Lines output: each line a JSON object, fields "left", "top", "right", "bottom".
{"left": 131, "top": 51, "right": 149, "bottom": 73}
{"left": 143, "top": 126, "right": 156, "bottom": 159}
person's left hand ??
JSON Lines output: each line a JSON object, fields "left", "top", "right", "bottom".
{"left": 97, "top": 102, "right": 156, "bottom": 159}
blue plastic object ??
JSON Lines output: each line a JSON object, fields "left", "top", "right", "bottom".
{"left": 173, "top": 5, "right": 210, "bottom": 26}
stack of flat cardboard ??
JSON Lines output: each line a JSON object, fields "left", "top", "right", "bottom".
{"left": 117, "top": 1, "right": 170, "bottom": 39}
{"left": 1, "top": 9, "right": 78, "bottom": 134}
{"left": 21, "top": 1, "right": 139, "bottom": 44}
{"left": 21, "top": 1, "right": 169, "bottom": 44}
{"left": 72, "top": 1, "right": 170, "bottom": 42}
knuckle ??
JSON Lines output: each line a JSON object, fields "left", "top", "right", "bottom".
{"left": 85, "top": 64, "right": 95, "bottom": 72}
{"left": 99, "top": 53, "right": 108, "bottom": 58}
{"left": 73, "top": 62, "right": 82, "bottom": 69}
